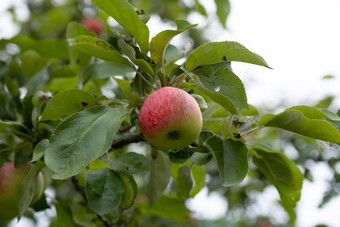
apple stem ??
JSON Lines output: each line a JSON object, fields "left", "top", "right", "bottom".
{"left": 136, "top": 71, "right": 159, "bottom": 90}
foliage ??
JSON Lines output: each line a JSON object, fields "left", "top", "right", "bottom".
{"left": 0, "top": 0, "right": 339, "bottom": 226}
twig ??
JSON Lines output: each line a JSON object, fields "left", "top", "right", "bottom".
{"left": 111, "top": 134, "right": 145, "bottom": 150}
{"left": 71, "top": 177, "right": 111, "bottom": 227}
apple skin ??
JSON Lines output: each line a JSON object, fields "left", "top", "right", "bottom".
{"left": 81, "top": 18, "right": 105, "bottom": 35}
{"left": 0, "top": 162, "right": 44, "bottom": 221}
{"left": 138, "top": 87, "right": 202, "bottom": 150}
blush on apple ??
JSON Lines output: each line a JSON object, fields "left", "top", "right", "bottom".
{"left": 81, "top": 17, "right": 105, "bottom": 35}
{"left": 138, "top": 87, "right": 203, "bottom": 150}
{"left": 0, "top": 162, "right": 45, "bottom": 221}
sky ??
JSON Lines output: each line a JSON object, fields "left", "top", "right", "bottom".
{"left": 1, "top": 0, "right": 340, "bottom": 226}
{"left": 199, "top": 0, "right": 340, "bottom": 110}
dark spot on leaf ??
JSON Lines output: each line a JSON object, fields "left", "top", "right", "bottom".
{"left": 76, "top": 58, "right": 80, "bottom": 64}
{"left": 233, "top": 133, "right": 241, "bottom": 139}
{"left": 81, "top": 102, "right": 88, "bottom": 107}
{"left": 136, "top": 9, "right": 145, "bottom": 15}
{"left": 222, "top": 56, "right": 227, "bottom": 61}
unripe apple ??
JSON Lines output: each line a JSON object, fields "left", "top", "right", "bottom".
{"left": 81, "top": 17, "right": 105, "bottom": 35}
{"left": 138, "top": 87, "right": 202, "bottom": 150}
{"left": 0, "top": 162, "right": 44, "bottom": 221}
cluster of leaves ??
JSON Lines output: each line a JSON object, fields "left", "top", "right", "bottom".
{"left": 1, "top": 0, "right": 340, "bottom": 226}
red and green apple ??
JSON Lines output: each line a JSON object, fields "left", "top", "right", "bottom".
{"left": 0, "top": 162, "right": 45, "bottom": 221}
{"left": 138, "top": 86, "right": 203, "bottom": 150}
{"left": 81, "top": 17, "right": 105, "bottom": 35}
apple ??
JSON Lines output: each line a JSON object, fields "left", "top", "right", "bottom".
{"left": 0, "top": 162, "right": 45, "bottom": 221}
{"left": 138, "top": 86, "right": 202, "bottom": 150}
{"left": 81, "top": 17, "right": 105, "bottom": 35}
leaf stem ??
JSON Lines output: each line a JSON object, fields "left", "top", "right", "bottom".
{"left": 170, "top": 72, "right": 185, "bottom": 86}
{"left": 240, "top": 126, "right": 263, "bottom": 138}
{"left": 136, "top": 71, "right": 158, "bottom": 90}
{"left": 143, "top": 72, "right": 161, "bottom": 89}
{"left": 162, "top": 58, "right": 167, "bottom": 86}
{"left": 174, "top": 73, "right": 188, "bottom": 87}
{"left": 14, "top": 130, "right": 34, "bottom": 141}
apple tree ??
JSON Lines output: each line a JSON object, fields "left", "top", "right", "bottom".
{"left": 0, "top": 0, "right": 339, "bottom": 226}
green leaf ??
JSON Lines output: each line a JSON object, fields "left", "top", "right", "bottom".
{"left": 315, "top": 96, "right": 334, "bottom": 109}
{"left": 148, "top": 150, "right": 172, "bottom": 205}
{"left": 50, "top": 66, "right": 75, "bottom": 79}
{"left": 66, "top": 22, "right": 94, "bottom": 76}
{"left": 4, "top": 35, "right": 69, "bottom": 59}
{"left": 92, "top": 0, "right": 150, "bottom": 52}
{"left": 17, "top": 161, "right": 45, "bottom": 220}
{"left": 185, "top": 41, "right": 270, "bottom": 70}
{"left": 85, "top": 168, "right": 124, "bottom": 215}
{"left": 31, "top": 40, "right": 69, "bottom": 59}
{"left": 191, "top": 164, "right": 206, "bottom": 197}
{"left": 241, "top": 104, "right": 259, "bottom": 116}
{"left": 32, "top": 139, "right": 49, "bottom": 162}
{"left": 205, "top": 136, "right": 248, "bottom": 186}
{"left": 260, "top": 106, "right": 340, "bottom": 144}
{"left": 195, "top": 0, "right": 207, "bottom": 16}
{"left": 176, "top": 166, "right": 194, "bottom": 199}
{"left": 83, "top": 61, "right": 135, "bottom": 84}
{"left": 114, "top": 77, "right": 132, "bottom": 99}
{"left": 20, "top": 50, "right": 47, "bottom": 78}
{"left": 66, "top": 21, "right": 96, "bottom": 39}
{"left": 68, "top": 35, "right": 130, "bottom": 65}
{"left": 139, "top": 196, "right": 190, "bottom": 221}
{"left": 189, "top": 67, "right": 248, "bottom": 114}
{"left": 169, "top": 148, "right": 193, "bottom": 164}
{"left": 252, "top": 145, "right": 303, "bottom": 207}
{"left": 26, "top": 67, "right": 49, "bottom": 96}
{"left": 3, "top": 34, "right": 37, "bottom": 50}
{"left": 150, "top": 19, "right": 197, "bottom": 63}
{"left": 45, "top": 106, "right": 127, "bottom": 179}
{"left": 50, "top": 203, "right": 81, "bottom": 227}
{"left": 214, "top": 0, "right": 230, "bottom": 28}
{"left": 320, "top": 108, "right": 340, "bottom": 121}
{"left": 191, "top": 152, "right": 212, "bottom": 165}
{"left": 109, "top": 152, "right": 150, "bottom": 174}
{"left": 40, "top": 89, "right": 96, "bottom": 121}
{"left": 164, "top": 44, "right": 185, "bottom": 67}
{"left": 117, "top": 39, "right": 154, "bottom": 75}
{"left": 0, "top": 120, "right": 26, "bottom": 131}
{"left": 119, "top": 173, "right": 138, "bottom": 209}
